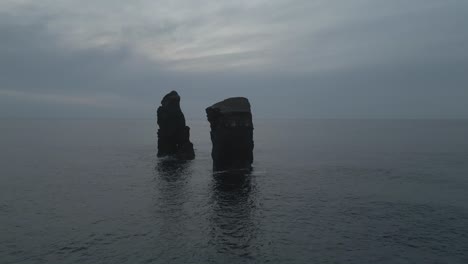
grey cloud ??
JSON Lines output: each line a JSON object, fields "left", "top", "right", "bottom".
{"left": 0, "top": 0, "right": 468, "bottom": 119}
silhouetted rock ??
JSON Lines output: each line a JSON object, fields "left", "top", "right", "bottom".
{"left": 206, "top": 97, "right": 254, "bottom": 170}
{"left": 157, "top": 91, "right": 195, "bottom": 160}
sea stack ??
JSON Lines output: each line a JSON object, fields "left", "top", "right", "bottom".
{"left": 157, "top": 91, "right": 195, "bottom": 160}
{"left": 206, "top": 97, "right": 254, "bottom": 170}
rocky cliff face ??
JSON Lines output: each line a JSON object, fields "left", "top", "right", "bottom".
{"left": 157, "top": 91, "right": 195, "bottom": 160}
{"left": 206, "top": 97, "right": 254, "bottom": 170}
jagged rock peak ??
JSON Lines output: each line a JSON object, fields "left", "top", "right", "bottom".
{"left": 161, "top": 90, "right": 181, "bottom": 107}
{"left": 157, "top": 91, "right": 195, "bottom": 160}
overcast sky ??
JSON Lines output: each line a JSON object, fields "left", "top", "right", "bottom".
{"left": 1, "top": 0, "right": 467, "bottom": 119}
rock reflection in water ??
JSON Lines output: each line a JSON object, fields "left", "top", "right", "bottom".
{"left": 155, "top": 158, "right": 193, "bottom": 252}
{"left": 210, "top": 169, "right": 258, "bottom": 259}
{"left": 156, "top": 158, "right": 193, "bottom": 182}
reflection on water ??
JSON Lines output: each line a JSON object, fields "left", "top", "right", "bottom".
{"left": 156, "top": 158, "right": 192, "bottom": 183}
{"left": 155, "top": 158, "right": 193, "bottom": 249}
{"left": 154, "top": 159, "right": 260, "bottom": 261}
{"left": 210, "top": 169, "right": 258, "bottom": 258}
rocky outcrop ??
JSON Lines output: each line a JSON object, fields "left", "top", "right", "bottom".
{"left": 157, "top": 91, "right": 195, "bottom": 160}
{"left": 206, "top": 97, "right": 254, "bottom": 170}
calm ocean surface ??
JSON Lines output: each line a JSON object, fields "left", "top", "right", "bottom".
{"left": 1, "top": 119, "right": 468, "bottom": 263}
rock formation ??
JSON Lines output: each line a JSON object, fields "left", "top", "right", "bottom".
{"left": 206, "top": 97, "right": 254, "bottom": 170}
{"left": 157, "top": 91, "right": 195, "bottom": 160}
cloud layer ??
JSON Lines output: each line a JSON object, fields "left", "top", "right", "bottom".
{"left": 1, "top": 0, "right": 467, "bottom": 118}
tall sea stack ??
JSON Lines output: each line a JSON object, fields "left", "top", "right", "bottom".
{"left": 206, "top": 97, "right": 254, "bottom": 171}
{"left": 157, "top": 91, "right": 195, "bottom": 160}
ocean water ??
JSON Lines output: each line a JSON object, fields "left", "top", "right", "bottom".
{"left": 1, "top": 119, "right": 468, "bottom": 263}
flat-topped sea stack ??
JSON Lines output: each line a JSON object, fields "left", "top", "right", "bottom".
{"left": 206, "top": 97, "right": 254, "bottom": 171}
{"left": 157, "top": 91, "right": 195, "bottom": 160}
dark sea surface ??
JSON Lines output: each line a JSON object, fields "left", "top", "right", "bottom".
{"left": 1, "top": 119, "right": 468, "bottom": 264}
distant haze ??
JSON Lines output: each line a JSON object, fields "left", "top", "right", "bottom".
{"left": 1, "top": 0, "right": 467, "bottom": 119}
